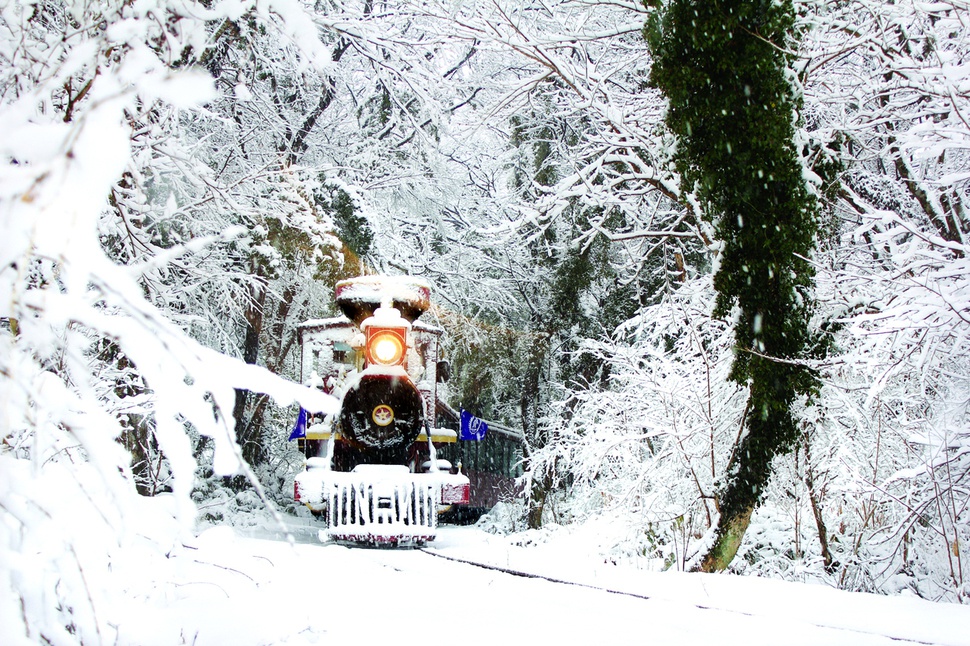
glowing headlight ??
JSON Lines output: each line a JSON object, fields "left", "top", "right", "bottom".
{"left": 368, "top": 330, "right": 405, "bottom": 365}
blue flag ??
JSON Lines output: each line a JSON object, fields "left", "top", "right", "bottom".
{"left": 288, "top": 407, "right": 308, "bottom": 441}
{"left": 460, "top": 410, "right": 488, "bottom": 441}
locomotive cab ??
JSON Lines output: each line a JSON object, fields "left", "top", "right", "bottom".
{"left": 292, "top": 276, "right": 469, "bottom": 546}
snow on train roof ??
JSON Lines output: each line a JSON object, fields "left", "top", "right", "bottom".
{"left": 297, "top": 316, "right": 443, "bottom": 334}
{"left": 335, "top": 275, "right": 432, "bottom": 301}
{"left": 335, "top": 275, "right": 431, "bottom": 324}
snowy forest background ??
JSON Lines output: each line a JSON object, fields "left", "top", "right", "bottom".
{"left": 1, "top": 0, "right": 968, "bottom": 640}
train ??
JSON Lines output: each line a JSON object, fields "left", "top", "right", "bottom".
{"left": 292, "top": 275, "right": 522, "bottom": 546}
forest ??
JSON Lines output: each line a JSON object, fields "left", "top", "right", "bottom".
{"left": 1, "top": 0, "right": 968, "bottom": 640}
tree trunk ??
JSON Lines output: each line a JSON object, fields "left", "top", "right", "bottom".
{"left": 803, "top": 438, "right": 836, "bottom": 572}
{"left": 527, "top": 477, "right": 549, "bottom": 529}
{"left": 521, "top": 329, "right": 549, "bottom": 529}
{"left": 696, "top": 373, "right": 796, "bottom": 571}
{"left": 235, "top": 283, "right": 266, "bottom": 466}
{"left": 121, "top": 413, "right": 159, "bottom": 496}
{"left": 697, "top": 505, "right": 754, "bottom": 572}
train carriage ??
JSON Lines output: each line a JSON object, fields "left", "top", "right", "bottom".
{"left": 434, "top": 402, "right": 525, "bottom": 523}
{"left": 292, "top": 275, "right": 520, "bottom": 546}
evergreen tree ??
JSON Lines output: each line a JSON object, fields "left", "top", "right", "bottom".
{"left": 646, "top": 0, "right": 820, "bottom": 571}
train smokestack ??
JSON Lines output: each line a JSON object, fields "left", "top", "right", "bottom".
{"left": 334, "top": 275, "right": 431, "bottom": 325}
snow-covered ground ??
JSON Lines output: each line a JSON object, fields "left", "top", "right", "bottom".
{"left": 112, "top": 517, "right": 970, "bottom": 646}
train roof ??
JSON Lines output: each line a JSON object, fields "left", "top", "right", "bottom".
{"left": 298, "top": 316, "right": 443, "bottom": 336}
{"left": 335, "top": 275, "right": 431, "bottom": 325}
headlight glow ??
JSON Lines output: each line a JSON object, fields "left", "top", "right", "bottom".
{"left": 368, "top": 330, "right": 405, "bottom": 365}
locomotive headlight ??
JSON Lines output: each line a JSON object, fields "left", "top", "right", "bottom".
{"left": 366, "top": 327, "right": 407, "bottom": 366}
{"left": 370, "top": 330, "right": 405, "bottom": 365}
{"left": 361, "top": 305, "right": 411, "bottom": 368}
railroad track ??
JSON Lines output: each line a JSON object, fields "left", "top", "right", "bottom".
{"left": 415, "top": 547, "right": 941, "bottom": 646}
{"left": 241, "top": 523, "right": 953, "bottom": 646}
{"left": 419, "top": 547, "right": 658, "bottom": 602}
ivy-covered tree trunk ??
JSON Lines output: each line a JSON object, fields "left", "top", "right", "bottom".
{"left": 647, "top": 0, "right": 820, "bottom": 571}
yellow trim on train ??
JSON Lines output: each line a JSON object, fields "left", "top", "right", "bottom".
{"left": 417, "top": 428, "right": 458, "bottom": 443}
{"left": 304, "top": 428, "right": 458, "bottom": 443}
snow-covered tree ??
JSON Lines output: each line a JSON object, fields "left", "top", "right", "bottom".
{"left": 516, "top": 0, "right": 968, "bottom": 599}
{"left": 0, "top": 0, "right": 344, "bottom": 640}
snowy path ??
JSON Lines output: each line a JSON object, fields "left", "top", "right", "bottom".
{"left": 118, "top": 523, "right": 970, "bottom": 646}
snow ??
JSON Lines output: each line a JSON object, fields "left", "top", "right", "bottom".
{"left": 2, "top": 0, "right": 968, "bottom": 641}
{"left": 93, "top": 510, "right": 970, "bottom": 646}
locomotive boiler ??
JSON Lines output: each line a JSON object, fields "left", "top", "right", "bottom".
{"left": 292, "top": 275, "right": 471, "bottom": 545}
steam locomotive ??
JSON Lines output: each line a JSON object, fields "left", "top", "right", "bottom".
{"left": 292, "top": 276, "right": 515, "bottom": 546}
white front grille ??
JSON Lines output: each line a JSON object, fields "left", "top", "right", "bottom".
{"left": 324, "top": 468, "right": 438, "bottom": 544}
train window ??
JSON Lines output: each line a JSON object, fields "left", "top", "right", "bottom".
{"left": 449, "top": 432, "right": 523, "bottom": 480}
{"left": 333, "top": 342, "right": 353, "bottom": 365}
